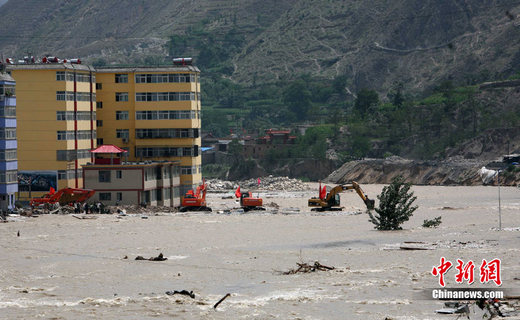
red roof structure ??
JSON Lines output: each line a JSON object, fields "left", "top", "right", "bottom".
{"left": 90, "top": 145, "right": 128, "bottom": 165}
{"left": 90, "top": 144, "right": 128, "bottom": 154}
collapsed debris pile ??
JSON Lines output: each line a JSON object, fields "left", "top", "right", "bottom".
{"left": 207, "top": 176, "right": 309, "bottom": 192}
{"left": 110, "top": 205, "right": 178, "bottom": 215}
{"left": 281, "top": 261, "right": 335, "bottom": 274}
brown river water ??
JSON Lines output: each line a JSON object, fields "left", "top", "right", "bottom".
{"left": 1, "top": 184, "right": 519, "bottom": 319}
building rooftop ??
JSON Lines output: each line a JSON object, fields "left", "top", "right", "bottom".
{"left": 83, "top": 160, "right": 179, "bottom": 168}
{"left": 0, "top": 72, "right": 15, "bottom": 82}
{"left": 95, "top": 65, "right": 200, "bottom": 73}
{"left": 91, "top": 144, "right": 128, "bottom": 154}
{"left": 7, "top": 63, "right": 94, "bottom": 72}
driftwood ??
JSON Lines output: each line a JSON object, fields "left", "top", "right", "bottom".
{"left": 72, "top": 214, "right": 98, "bottom": 220}
{"left": 166, "top": 290, "right": 195, "bottom": 299}
{"left": 283, "top": 261, "right": 335, "bottom": 275}
{"left": 213, "top": 293, "right": 231, "bottom": 309}
{"left": 135, "top": 253, "right": 167, "bottom": 261}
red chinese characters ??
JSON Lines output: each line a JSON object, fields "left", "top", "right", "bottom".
{"left": 432, "top": 258, "right": 502, "bottom": 287}
{"left": 432, "top": 257, "right": 453, "bottom": 287}
{"left": 480, "top": 259, "right": 502, "bottom": 286}
{"left": 455, "top": 259, "right": 475, "bottom": 284}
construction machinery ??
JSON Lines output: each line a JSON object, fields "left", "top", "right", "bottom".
{"left": 236, "top": 188, "right": 265, "bottom": 211}
{"left": 30, "top": 188, "right": 95, "bottom": 208}
{"left": 180, "top": 181, "right": 212, "bottom": 212}
{"left": 308, "top": 181, "right": 375, "bottom": 211}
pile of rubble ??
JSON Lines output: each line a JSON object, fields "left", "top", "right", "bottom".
{"left": 110, "top": 205, "right": 178, "bottom": 215}
{"left": 206, "top": 176, "right": 309, "bottom": 192}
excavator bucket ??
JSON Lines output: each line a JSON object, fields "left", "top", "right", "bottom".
{"left": 365, "top": 198, "right": 375, "bottom": 210}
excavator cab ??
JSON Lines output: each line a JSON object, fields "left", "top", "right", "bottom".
{"left": 179, "top": 181, "right": 212, "bottom": 212}
{"left": 236, "top": 189, "right": 265, "bottom": 212}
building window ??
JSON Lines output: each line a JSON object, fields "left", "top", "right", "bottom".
{"left": 135, "top": 110, "right": 197, "bottom": 120}
{"left": 115, "top": 74, "right": 128, "bottom": 83}
{"left": 56, "top": 149, "right": 91, "bottom": 161}
{"left": 116, "top": 129, "right": 129, "bottom": 139}
{"left": 96, "top": 101, "right": 103, "bottom": 109}
{"left": 57, "top": 169, "right": 83, "bottom": 180}
{"left": 56, "top": 91, "right": 66, "bottom": 101}
{"left": 98, "top": 170, "right": 111, "bottom": 182}
{"left": 116, "top": 111, "right": 129, "bottom": 120}
{"left": 135, "top": 92, "right": 195, "bottom": 102}
{"left": 56, "top": 71, "right": 65, "bottom": 81}
{"left": 115, "top": 92, "right": 128, "bottom": 102}
{"left": 56, "top": 111, "right": 96, "bottom": 121}
{"left": 116, "top": 170, "right": 122, "bottom": 179}
{"left": 57, "top": 131, "right": 68, "bottom": 140}
{"left": 116, "top": 192, "right": 123, "bottom": 201}
{"left": 96, "top": 83, "right": 102, "bottom": 90}
{"left": 96, "top": 120, "right": 103, "bottom": 127}
{"left": 97, "top": 138, "right": 103, "bottom": 145}
{"left": 99, "top": 193, "right": 111, "bottom": 201}
{"left": 0, "top": 171, "right": 18, "bottom": 183}
{"left": 135, "top": 73, "right": 196, "bottom": 83}
{"left": 0, "top": 128, "right": 16, "bottom": 140}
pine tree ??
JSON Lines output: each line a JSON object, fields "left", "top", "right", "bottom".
{"left": 368, "top": 176, "right": 418, "bottom": 230}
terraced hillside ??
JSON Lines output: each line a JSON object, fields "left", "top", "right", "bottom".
{"left": 1, "top": 0, "right": 519, "bottom": 93}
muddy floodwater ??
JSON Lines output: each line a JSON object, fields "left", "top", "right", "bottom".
{"left": 1, "top": 184, "right": 519, "bottom": 319}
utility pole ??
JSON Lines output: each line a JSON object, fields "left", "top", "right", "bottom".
{"left": 497, "top": 170, "right": 502, "bottom": 231}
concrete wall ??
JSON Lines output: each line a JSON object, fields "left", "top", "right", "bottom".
{"left": 84, "top": 167, "right": 143, "bottom": 190}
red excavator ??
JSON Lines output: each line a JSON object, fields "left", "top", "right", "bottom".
{"left": 235, "top": 186, "right": 265, "bottom": 211}
{"left": 30, "top": 187, "right": 96, "bottom": 208}
{"left": 180, "top": 181, "right": 212, "bottom": 212}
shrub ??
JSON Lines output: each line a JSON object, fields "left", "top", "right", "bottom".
{"left": 368, "top": 176, "right": 418, "bottom": 230}
{"left": 422, "top": 216, "right": 442, "bottom": 228}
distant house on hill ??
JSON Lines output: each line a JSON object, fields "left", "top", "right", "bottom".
{"left": 243, "top": 129, "right": 296, "bottom": 158}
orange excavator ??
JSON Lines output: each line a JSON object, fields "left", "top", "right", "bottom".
{"left": 235, "top": 186, "right": 265, "bottom": 211}
{"left": 180, "top": 181, "right": 212, "bottom": 212}
{"left": 308, "top": 181, "right": 375, "bottom": 211}
{"left": 30, "top": 187, "right": 96, "bottom": 208}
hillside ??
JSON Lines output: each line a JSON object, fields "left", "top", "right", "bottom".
{"left": 1, "top": 0, "right": 519, "bottom": 94}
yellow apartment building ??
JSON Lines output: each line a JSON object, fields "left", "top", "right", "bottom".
{"left": 95, "top": 66, "right": 202, "bottom": 193}
{"left": 8, "top": 63, "right": 96, "bottom": 199}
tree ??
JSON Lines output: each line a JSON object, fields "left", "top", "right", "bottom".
{"left": 354, "top": 89, "right": 379, "bottom": 118}
{"left": 283, "top": 80, "right": 312, "bottom": 120}
{"left": 368, "top": 176, "right": 418, "bottom": 230}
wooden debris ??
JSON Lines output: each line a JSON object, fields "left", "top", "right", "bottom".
{"left": 283, "top": 261, "right": 335, "bottom": 275}
{"left": 213, "top": 293, "right": 231, "bottom": 309}
{"left": 72, "top": 214, "right": 98, "bottom": 220}
{"left": 399, "top": 246, "right": 430, "bottom": 250}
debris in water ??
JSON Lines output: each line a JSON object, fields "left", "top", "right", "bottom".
{"left": 213, "top": 293, "right": 231, "bottom": 309}
{"left": 282, "top": 261, "right": 335, "bottom": 274}
{"left": 72, "top": 214, "right": 98, "bottom": 220}
{"left": 436, "top": 302, "right": 470, "bottom": 314}
{"left": 166, "top": 290, "right": 195, "bottom": 299}
{"left": 135, "top": 253, "right": 167, "bottom": 261}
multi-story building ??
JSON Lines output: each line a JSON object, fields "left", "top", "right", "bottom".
{"left": 83, "top": 158, "right": 181, "bottom": 207}
{"left": 8, "top": 62, "right": 96, "bottom": 199}
{"left": 0, "top": 69, "right": 18, "bottom": 210}
{"left": 95, "top": 65, "right": 202, "bottom": 193}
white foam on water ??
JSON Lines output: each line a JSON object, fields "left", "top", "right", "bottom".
{"left": 0, "top": 295, "right": 137, "bottom": 309}
{"left": 346, "top": 299, "right": 411, "bottom": 305}
{"left": 217, "top": 288, "right": 341, "bottom": 309}
{"left": 167, "top": 255, "right": 189, "bottom": 260}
